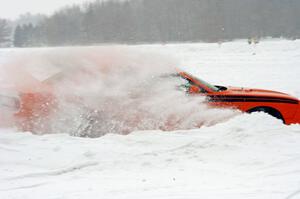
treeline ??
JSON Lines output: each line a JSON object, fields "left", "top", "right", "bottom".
{"left": 0, "top": 19, "right": 11, "bottom": 47}
{"left": 11, "top": 0, "right": 300, "bottom": 47}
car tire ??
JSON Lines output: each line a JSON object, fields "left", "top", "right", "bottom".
{"left": 247, "top": 106, "right": 285, "bottom": 124}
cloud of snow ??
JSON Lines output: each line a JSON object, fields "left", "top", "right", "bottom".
{"left": 1, "top": 47, "right": 238, "bottom": 137}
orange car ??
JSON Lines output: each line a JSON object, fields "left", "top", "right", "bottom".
{"left": 179, "top": 71, "right": 300, "bottom": 124}
{"left": 1, "top": 70, "right": 299, "bottom": 133}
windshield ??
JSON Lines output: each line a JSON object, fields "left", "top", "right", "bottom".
{"left": 158, "top": 72, "right": 221, "bottom": 93}
{"left": 179, "top": 72, "right": 220, "bottom": 92}
{"left": 194, "top": 77, "right": 219, "bottom": 92}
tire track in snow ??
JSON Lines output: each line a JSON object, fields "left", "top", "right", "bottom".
{"left": 0, "top": 182, "right": 48, "bottom": 191}
{"left": 6, "top": 161, "right": 99, "bottom": 180}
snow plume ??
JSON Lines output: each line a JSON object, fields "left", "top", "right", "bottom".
{"left": 1, "top": 47, "right": 238, "bottom": 137}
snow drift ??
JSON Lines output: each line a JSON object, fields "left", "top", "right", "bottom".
{"left": 0, "top": 40, "right": 300, "bottom": 199}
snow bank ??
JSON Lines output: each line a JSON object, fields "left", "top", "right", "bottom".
{"left": 0, "top": 114, "right": 299, "bottom": 199}
{"left": 0, "top": 39, "right": 300, "bottom": 199}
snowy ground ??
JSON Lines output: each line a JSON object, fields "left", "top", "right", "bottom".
{"left": 1, "top": 39, "right": 300, "bottom": 199}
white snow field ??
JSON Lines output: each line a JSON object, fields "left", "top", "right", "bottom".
{"left": 1, "top": 39, "right": 300, "bottom": 199}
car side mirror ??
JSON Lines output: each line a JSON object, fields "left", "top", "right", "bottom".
{"left": 188, "top": 85, "right": 200, "bottom": 93}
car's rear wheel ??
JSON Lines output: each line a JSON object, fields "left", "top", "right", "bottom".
{"left": 247, "top": 106, "right": 285, "bottom": 123}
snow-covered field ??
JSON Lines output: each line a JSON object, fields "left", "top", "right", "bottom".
{"left": 1, "top": 40, "right": 300, "bottom": 199}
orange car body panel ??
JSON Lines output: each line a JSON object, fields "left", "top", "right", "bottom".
{"left": 180, "top": 71, "right": 300, "bottom": 124}
{"left": 14, "top": 92, "right": 57, "bottom": 131}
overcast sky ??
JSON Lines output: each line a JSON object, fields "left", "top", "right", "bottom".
{"left": 0, "top": 0, "right": 95, "bottom": 20}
